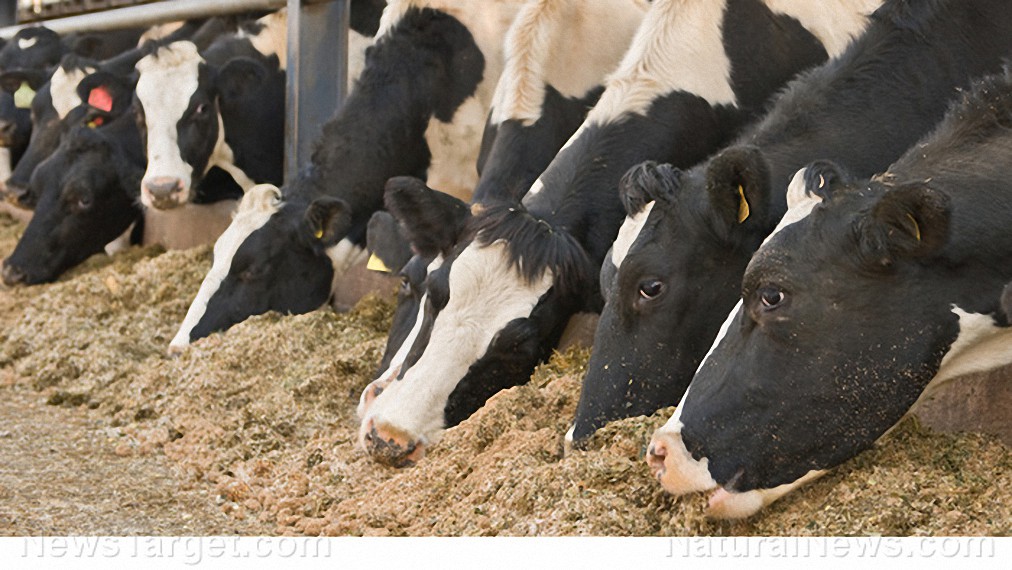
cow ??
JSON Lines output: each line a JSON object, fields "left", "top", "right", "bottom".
{"left": 2, "top": 20, "right": 210, "bottom": 208}
{"left": 1, "top": 73, "right": 143, "bottom": 286}
{"left": 133, "top": 11, "right": 288, "bottom": 209}
{"left": 358, "top": 0, "right": 882, "bottom": 467}
{"left": 647, "top": 66, "right": 1012, "bottom": 519}
{"left": 573, "top": 0, "right": 1012, "bottom": 448}
{"left": 356, "top": 0, "right": 649, "bottom": 419}
{"left": 166, "top": 0, "right": 526, "bottom": 353}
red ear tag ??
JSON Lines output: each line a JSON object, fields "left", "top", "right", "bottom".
{"left": 88, "top": 86, "right": 113, "bottom": 112}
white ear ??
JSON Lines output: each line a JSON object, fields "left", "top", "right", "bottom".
{"left": 238, "top": 184, "right": 283, "bottom": 215}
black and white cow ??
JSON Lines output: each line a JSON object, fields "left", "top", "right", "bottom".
{"left": 574, "top": 0, "right": 1012, "bottom": 447}
{"left": 167, "top": 0, "right": 524, "bottom": 353}
{"left": 1, "top": 74, "right": 143, "bottom": 286}
{"left": 2, "top": 20, "right": 208, "bottom": 208}
{"left": 133, "top": 10, "right": 288, "bottom": 209}
{"left": 648, "top": 67, "right": 1012, "bottom": 519}
{"left": 358, "top": 0, "right": 881, "bottom": 466}
{"left": 356, "top": 0, "right": 649, "bottom": 422}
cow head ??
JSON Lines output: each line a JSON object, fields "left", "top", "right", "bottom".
{"left": 134, "top": 41, "right": 266, "bottom": 209}
{"left": 2, "top": 94, "right": 142, "bottom": 286}
{"left": 0, "top": 27, "right": 63, "bottom": 74}
{"left": 359, "top": 179, "right": 589, "bottom": 466}
{"left": 569, "top": 149, "right": 782, "bottom": 446}
{"left": 357, "top": 177, "right": 470, "bottom": 420}
{"left": 168, "top": 183, "right": 366, "bottom": 351}
{"left": 642, "top": 160, "right": 1008, "bottom": 518}
{"left": 0, "top": 68, "right": 44, "bottom": 152}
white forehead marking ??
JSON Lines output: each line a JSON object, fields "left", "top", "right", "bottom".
{"left": 762, "top": 0, "right": 880, "bottom": 58}
{"left": 169, "top": 184, "right": 282, "bottom": 350}
{"left": 611, "top": 200, "right": 655, "bottom": 269}
{"left": 17, "top": 37, "right": 38, "bottom": 50}
{"left": 50, "top": 65, "right": 94, "bottom": 119}
{"left": 364, "top": 240, "right": 553, "bottom": 445}
{"left": 587, "top": 0, "right": 736, "bottom": 123}
{"left": 136, "top": 42, "right": 203, "bottom": 194}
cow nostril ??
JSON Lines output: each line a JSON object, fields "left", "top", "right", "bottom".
{"left": 2, "top": 262, "right": 26, "bottom": 286}
{"left": 143, "top": 177, "right": 184, "bottom": 198}
{"left": 646, "top": 440, "right": 669, "bottom": 478}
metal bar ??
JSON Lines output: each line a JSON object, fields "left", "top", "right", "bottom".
{"left": 0, "top": 0, "right": 286, "bottom": 39}
{"left": 285, "top": 0, "right": 348, "bottom": 185}
{"left": 0, "top": 0, "right": 16, "bottom": 28}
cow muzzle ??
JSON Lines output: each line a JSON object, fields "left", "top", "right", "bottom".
{"left": 142, "top": 176, "right": 187, "bottom": 210}
{"left": 1, "top": 260, "right": 27, "bottom": 286}
{"left": 4, "top": 181, "right": 33, "bottom": 209}
{"left": 647, "top": 428, "right": 718, "bottom": 497}
{"left": 359, "top": 417, "right": 426, "bottom": 468}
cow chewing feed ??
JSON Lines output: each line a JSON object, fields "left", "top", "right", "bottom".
{"left": 360, "top": 0, "right": 880, "bottom": 467}
{"left": 357, "top": 0, "right": 648, "bottom": 425}
{"left": 168, "top": 0, "right": 524, "bottom": 353}
{"left": 649, "top": 66, "right": 1012, "bottom": 519}
{"left": 576, "top": 0, "right": 1012, "bottom": 447}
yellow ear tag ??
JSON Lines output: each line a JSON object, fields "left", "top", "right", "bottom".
{"left": 737, "top": 184, "right": 750, "bottom": 223}
{"left": 367, "top": 253, "right": 392, "bottom": 273}
{"left": 905, "top": 213, "right": 921, "bottom": 241}
{"left": 14, "top": 81, "right": 35, "bottom": 109}
{"left": 313, "top": 228, "right": 324, "bottom": 239}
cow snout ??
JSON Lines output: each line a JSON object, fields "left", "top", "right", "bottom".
{"left": 646, "top": 430, "right": 717, "bottom": 496}
{"left": 4, "top": 181, "right": 32, "bottom": 209}
{"left": 356, "top": 377, "right": 393, "bottom": 419}
{"left": 142, "top": 176, "right": 186, "bottom": 209}
{"left": 360, "top": 418, "right": 425, "bottom": 468}
{"left": 2, "top": 261, "right": 26, "bottom": 286}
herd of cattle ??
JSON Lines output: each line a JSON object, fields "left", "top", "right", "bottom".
{"left": 0, "top": 0, "right": 1010, "bottom": 521}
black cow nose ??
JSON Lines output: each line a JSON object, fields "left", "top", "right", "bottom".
{"left": 2, "top": 262, "right": 26, "bottom": 286}
{"left": 4, "top": 181, "right": 32, "bottom": 208}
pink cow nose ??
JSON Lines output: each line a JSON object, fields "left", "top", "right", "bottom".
{"left": 361, "top": 418, "right": 425, "bottom": 468}
{"left": 143, "top": 176, "right": 185, "bottom": 208}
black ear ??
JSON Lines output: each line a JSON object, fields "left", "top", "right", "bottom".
{"left": 366, "top": 211, "right": 413, "bottom": 274}
{"left": 619, "top": 160, "right": 679, "bottom": 217}
{"left": 215, "top": 57, "right": 268, "bottom": 103}
{"left": 0, "top": 69, "right": 49, "bottom": 94}
{"left": 304, "top": 197, "right": 353, "bottom": 248}
{"left": 383, "top": 176, "right": 471, "bottom": 258}
{"left": 802, "top": 159, "right": 852, "bottom": 200}
{"left": 71, "top": 36, "right": 106, "bottom": 59}
{"left": 705, "top": 145, "right": 772, "bottom": 230}
{"left": 77, "top": 70, "right": 135, "bottom": 120}
{"left": 862, "top": 184, "right": 951, "bottom": 266}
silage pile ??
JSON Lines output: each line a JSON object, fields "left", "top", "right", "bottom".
{"left": 0, "top": 212, "right": 1008, "bottom": 536}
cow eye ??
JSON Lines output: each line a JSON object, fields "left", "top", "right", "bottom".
{"left": 399, "top": 276, "right": 411, "bottom": 295}
{"left": 238, "top": 266, "right": 261, "bottom": 282}
{"left": 76, "top": 195, "right": 93, "bottom": 210}
{"left": 758, "top": 287, "right": 786, "bottom": 310}
{"left": 637, "top": 279, "right": 665, "bottom": 300}
{"left": 194, "top": 103, "right": 208, "bottom": 115}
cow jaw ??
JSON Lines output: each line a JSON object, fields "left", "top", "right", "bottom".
{"left": 168, "top": 184, "right": 282, "bottom": 352}
{"left": 136, "top": 42, "right": 202, "bottom": 209}
{"left": 360, "top": 240, "right": 553, "bottom": 462}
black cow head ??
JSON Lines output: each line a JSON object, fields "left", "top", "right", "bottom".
{"left": 168, "top": 183, "right": 362, "bottom": 350}
{"left": 0, "top": 68, "right": 47, "bottom": 156}
{"left": 134, "top": 41, "right": 273, "bottom": 209}
{"left": 569, "top": 149, "right": 781, "bottom": 445}
{"left": 2, "top": 100, "right": 143, "bottom": 286}
{"left": 0, "top": 27, "right": 63, "bottom": 74}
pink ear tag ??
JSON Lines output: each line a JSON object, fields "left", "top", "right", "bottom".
{"left": 88, "top": 86, "right": 113, "bottom": 112}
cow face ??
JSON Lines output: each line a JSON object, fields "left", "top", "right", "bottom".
{"left": 359, "top": 186, "right": 589, "bottom": 466}
{"left": 569, "top": 150, "right": 781, "bottom": 445}
{"left": 135, "top": 42, "right": 263, "bottom": 209}
{"left": 168, "top": 184, "right": 366, "bottom": 351}
{"left": 357, "top": 177, "right": 470, "bottom": 419}
{"left": 0, "top": 27, "right": 63, "bottom": 74}
{"left": 2, "top": 113, "right": 141, "bottom": 286}
{"left": 644, "top": 161, "right": 1010, "bottom": 518}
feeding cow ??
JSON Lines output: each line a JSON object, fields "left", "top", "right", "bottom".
{"left": 357, "top": 0, "right": 649, "bottom": 419}
{"left": 648, "top": 66, "right": 1012, "bottom": 519}
{"left": 359, "top": 0, "right": 881, "bottom": 466}
{"left": 167, "top": 0, "right": 525, "bottom": 352}
{"left": 573, "top": 0, "right": 1012, "bottom": 447}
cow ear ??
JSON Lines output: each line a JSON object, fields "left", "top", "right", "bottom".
{"left": 0, "top": 69, "right": 48, "bottom": 94}
{"left": 71, "top": 36, "right": 105, "bottom": 59}
{"left": 801, "top": 160, "right": 852, "bottom": 202}
{"left": 705, "top": 145, "right": 772, "bottom": 234}
{"left": 619, "top": 160, "right": 679, "bottom": 217}
{"left": 366, "top": 211, "right": 412, "bottom": 274}
{"left": 861, "top": 184, "right": 950, "bottom": 267}
{"left": 304, "top": 197, "right": 353, "bottom": 249}
{"left": 215, "top": 57, "right": 268, "bottom": 103}
{"left": 77, "top": 71, "right": 135, "bottom": 121}
{"left": 383, "top": 176, "right": 471, "bottom": 257}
